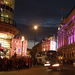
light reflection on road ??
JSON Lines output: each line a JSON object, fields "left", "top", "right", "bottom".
{"left": 0, "top": 65, "right": 75, "bottom": 75}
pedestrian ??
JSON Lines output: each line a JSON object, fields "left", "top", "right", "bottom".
{"left": 30, "top": 58, "right": 33, "bottom": 67}
{"left": 28, "top": 58, "right": 30, "bottom": 68}
{"left": 4, "top": 58, "right": 7, "bottom": 71}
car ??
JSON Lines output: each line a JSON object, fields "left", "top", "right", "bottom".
{"left": 44, "top": 59, "right": 63, "bottom": 70}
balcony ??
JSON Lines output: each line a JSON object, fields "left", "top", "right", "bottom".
{"left": 0, "top": 16, "right": 16, "bottom": 27}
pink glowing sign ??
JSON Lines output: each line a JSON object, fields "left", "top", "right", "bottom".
{"left": 50, "top": 41, "right": 56, "bottom": 51}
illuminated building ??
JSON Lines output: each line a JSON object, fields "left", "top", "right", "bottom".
{"left": 56, "top": 36, "right": 58, "bottom": 49}
{"left": 42, "top": 34, "right": 56, "bottom": 51}
{"left": 0, "top": 0, "right": 19, "bottom": 58}
{"left": 32, "top": 34, "right": 56, "bottom": 57}
{"left": 11, "top": 36, "right": 27, "bottom": 57}
{"left": 57, "top": 7, "right": 75, "bottom": 61}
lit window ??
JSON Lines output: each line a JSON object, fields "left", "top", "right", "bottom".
{"left": 5, "top": 15, "right": 8, "bottom": 17}
{"left": 58, "top": 27, "right": 60, "bottom": 30}
{"left": 1, "top": 14, "right": 3, "bottom": 16}
{"left": 6, "top": 2, "right": 7, "bottom": 4}
{"left": 1, "top": 8, "right": 2, "bottom": 11}
{"left": 23, "top": 51, "right": 24, "bottom": 52}
{"left": 44, "top": 48, "right": 45, "bottom": 51}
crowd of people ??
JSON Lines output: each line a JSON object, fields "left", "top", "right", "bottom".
{"left": 0, "top": 57, "right": 36, "bottom": 71}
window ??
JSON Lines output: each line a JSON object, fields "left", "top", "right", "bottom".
{"left": 6, "top": 5, "right": 9, "bottom": 10}
{"left": 0, "top": 8, "right": 4, "bottom": 13}
{"left": 1, "top": 4, "right": 3, "bottom": 8}
{"left": 72, "top": 52, "right": 74, "bottom": 57}
{"left": 70, "top": 53, "right": 71, "bottom": 58}
{"left": 3, "top": 4, "right": 5, "bottom": 8}
{"left": 67, "top": 54, "right": 69, "bottom": 59}
{"left": 64, "top": 53, "right": 65, "bottom": 57}
{"left": 5, "top": 10, "right": 9, "bottom": 17}
{"left": 10, "top": 8, "right": 12, "bottom": 12}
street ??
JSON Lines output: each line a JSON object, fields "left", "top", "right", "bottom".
{"left": 0, "top": 64, "right": 75, "bottom": 75}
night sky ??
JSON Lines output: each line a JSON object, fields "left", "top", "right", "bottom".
{"left": 13, "top": 0, "right": 75, "bottom": 49}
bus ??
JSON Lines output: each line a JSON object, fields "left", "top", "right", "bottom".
{"left": 36, "top": 50, "right": 56, "bottom": 65}
{"left": 46, "top": 50, "right": 56, "bottom": 60}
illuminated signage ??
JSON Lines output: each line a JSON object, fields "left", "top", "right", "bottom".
{"left": 50, "top": 41, "right": 56, "bottom": 51}
{"left": 18, "top": 49, "right": 20, "bottom": 52}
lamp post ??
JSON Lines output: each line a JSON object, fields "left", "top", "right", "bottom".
{"left": 21, "top": 36, "right": 25, "bottom": 57}
{"left": 34, "top": 25, "right": 38, "bottom": 59}
{"left": 34, "top": 25, "right": 37, "bottom": 46}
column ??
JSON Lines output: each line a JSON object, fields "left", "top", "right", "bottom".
{"left": 74, "top": 47, "right": 75, "bottom": 59}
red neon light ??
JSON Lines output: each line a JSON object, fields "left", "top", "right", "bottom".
{"left": 1, "top": 47, "right": 4, "bottom": 50}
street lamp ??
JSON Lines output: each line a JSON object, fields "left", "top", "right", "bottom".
{"left": 21, "top": 36, "right": 25, "bottom": 57}
{"left": 34, "top": 25, "right": 38, "bottom": 46}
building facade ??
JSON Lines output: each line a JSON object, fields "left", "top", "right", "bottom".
{"left": 11, "top": 36, "right": 27, "bottom": 57}
{"left": 42, "top": 34, "right": 56, "bottom": 52}
{"left": 32, "top": 34, "right": 56, "bottom": 57}
{"left": 0, "top": 0, "right": 19, "bottom": 58}
{"left": 32, "top": 42, "right": 42, "bottom": 54}
{"left": 57, "top": 7, "right": 75, "bottom": 61}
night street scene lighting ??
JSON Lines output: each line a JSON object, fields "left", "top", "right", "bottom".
{"left": 21, "top": 36, "right": 25, "bottom": 57}
{"left": 34, "top": 25, "right": 38, "bottom": 46}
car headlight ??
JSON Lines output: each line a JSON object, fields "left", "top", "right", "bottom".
{"left": 44, "top": 64, "right": 50, "bottom": 66}
{"left": 52, "top": 64, "right": 59, "bottom": 67}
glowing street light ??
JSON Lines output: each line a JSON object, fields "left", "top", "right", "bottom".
{"left": 21, "top": 36, "right": 25, "bottom": 57}
{"left": 34, "top": 25, "right": 38, "bottom": 46}
{"left": 34, "top": 25, "right": 37, "bottom": 30}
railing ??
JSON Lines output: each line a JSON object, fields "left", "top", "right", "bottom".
{"left": 0, "top": 16, "right": 16, "bottom": 27}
